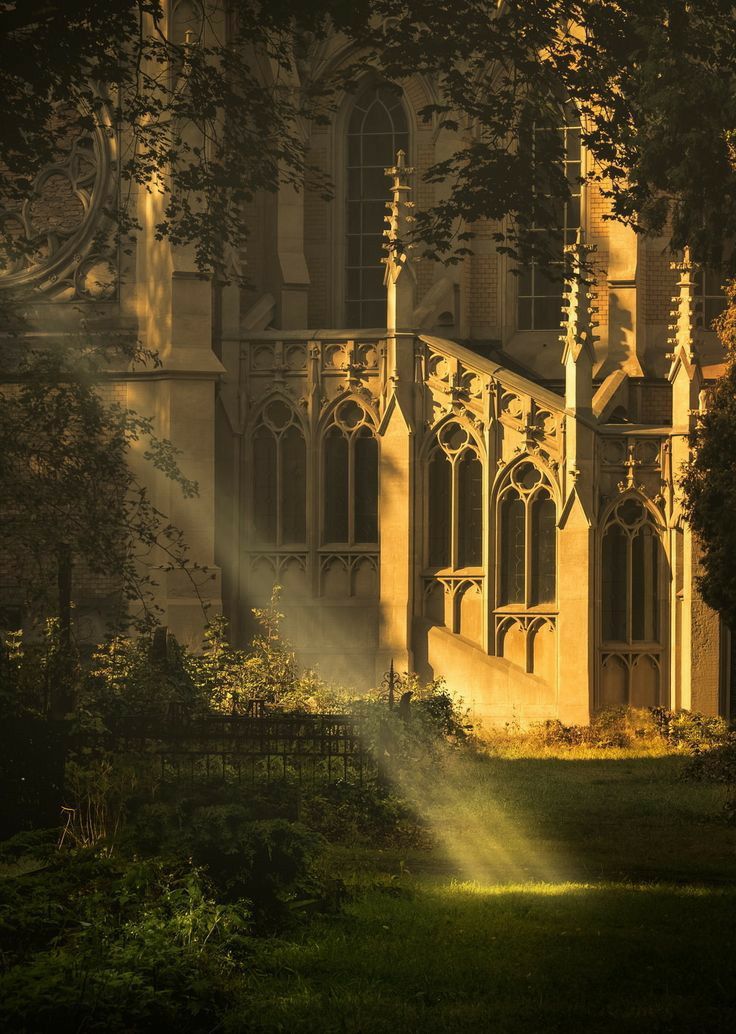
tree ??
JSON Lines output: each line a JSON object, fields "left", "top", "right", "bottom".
{"left": 0, "top": 1, "right": 371, "bottom": 654}
{"left": 0, "top": 0, "right": 372, "bottom": 283}
{"left": 0, "top": 334, "right": 212, "bottom": 709}
{"left": 350, "top": 1, "right": 736, "bottom": 274}
{"left": 680, "top": 285, "right": 736, "bottom": 630}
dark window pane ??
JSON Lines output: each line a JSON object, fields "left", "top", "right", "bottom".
{"left": 362, "top": 267, "right": 385, "bottom": 300}
{"left": 458, "top": 452, "right": 483, "bottom": 567}
{"left": 566, "top": 195, "right": 581, "bottom": 231}
{"left": 428, "top": 450, "right": 452, "bottom": 567}
{"left": 362, "top": 299, "right": 385, "bottom": 327}
{"left": 347, "top": 133, "right": 361, "bottom": 166}
{"left": 535, "top": 295, "right": 563, "bottom": 330}
{"left": 632, "top": 525, "right": 659, "bottom": 642}
{"left": 347, "top": 235, "right": 361, "bottom": 265}
{"left": 347, "top": 167, "right": 362, "bottom": 195}
{"left": 324, "top": 430, "right": 349, "bottom": 543}
{"left": 363, "top": 100, "right": 391, "bottom": 132}
{"left": 346, "top": 201, "right": 362, "bottom": 235}
{"left": 346, "top": 269, "right": 361, "bottom": 301}
{"left": 602, "top": 524, "right": 628, "bottom": 641}
{"left": 253, "top": 428, "right": 277, "bottom": 545}
{"left": 518, "top": 296, "right": 532, "bottom": 330}
{"left": 536, "top": 264, "right": 563, "bottom": 296}
{"left": 354, "top": 429, "right": 378, "bottom": 543}
{"left": 518, "top": 265, "right": 533, "bottom": 295}
{"left": 501, "top": 491, "right": 525, "bottom": 604}
{"left": 532, "top": 493, "right": 556, "bottom": 604}
{"left": 362, "top": 234, "right": 384, "bottom": 266}
{"left": 362, "top": 166, "right": 389, "bottom": 198}
{"left": 565, "top": 127, "right": 581, "bottom": 160}
{"left": 362, "top": 133, "right": 396, "bottom": 165}
{"left": 281, "top": 425, "right": 306, "bottom": 545}
{"left": 705, "top": 295, "right": 726, "bottom": 327}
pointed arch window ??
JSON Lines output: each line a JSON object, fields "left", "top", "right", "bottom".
{"left": 517, "top": 102, "right": 582, "bottom": 330}
{"left": 498, "top": 462, "right": 556, "bottom": 606}
{"left": 251, "top": 399, "right": 306, "bottom": 547}
{"left": 602, "top": 497, "right": 662, "bottom": 644}
{"left": 426, "top": 422, "right": 483, "bottom": 571}
{"left": 323, "top": 399, "right": 378, "bottom": 545}
{"left": 346, "top": 84, "right": 409, "bottom": 328}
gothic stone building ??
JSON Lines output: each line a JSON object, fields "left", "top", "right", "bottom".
{"left": 2, "top": 17, "right": 732, "bottom": 725}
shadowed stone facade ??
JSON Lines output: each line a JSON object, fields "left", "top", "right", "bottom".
{"left": 1, "top": 15, "right": 731, "bottom": 725}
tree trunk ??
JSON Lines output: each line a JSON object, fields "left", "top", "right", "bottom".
{"left": 50, "top": 544, "right": 73, "bottom": 718}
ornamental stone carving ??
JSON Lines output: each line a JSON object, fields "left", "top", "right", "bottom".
{"left": 0, "top": 102, "right": 114, "bottom": 301}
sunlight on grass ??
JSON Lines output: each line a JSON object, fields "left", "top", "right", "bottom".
{"left": 439, "top": 878, "right": 722, "bottom": 898}
{"left": 384, "top": 746, "right": 563, "bottom": 885}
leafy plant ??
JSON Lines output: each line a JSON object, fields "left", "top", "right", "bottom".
{"left": 0, "top": 851, "right": 250, "bottom": 1033}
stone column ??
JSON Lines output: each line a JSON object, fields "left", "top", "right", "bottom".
{"left": 666, "top": 249, "right": 723, "bottom": 713}
{"left": 376, "top": 151, "right": 417, "bottom": 677}
{"left": 605, "top": 220, "right": 643, "bottom": 375}
{"left": 130, "top": 179, "right": 224, "bottom": 648}
{"left": 557, "top": 231, "right": 598, "bottom": 723}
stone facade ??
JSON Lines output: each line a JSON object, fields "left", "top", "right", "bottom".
{"left": 1, "top": 23, "right": 732, "bottom": 724}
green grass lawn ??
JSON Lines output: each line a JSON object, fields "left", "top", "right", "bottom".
{"left": 242, "top": 752, "right": 736, "bottom": 1033}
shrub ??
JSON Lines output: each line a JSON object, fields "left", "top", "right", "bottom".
{"left": 0, "top": 850, "right": 250, "bottom": 1033}
{"left": 351, "top": 673, "right": 473, "bottom": 761}
{"left": 127, "top": 800, "right": 325, "bottom": 923}
{"left": 299, "top": 780, "right": 428, "bottom": 849}
{"left": 484, "top": 706, "right": 732, "bottom": 756}
{"left": 651, "top": 707, "right": 730, "bottom": 750}
{"left": 686, "top": 734, "right": 736, "bottom": 784}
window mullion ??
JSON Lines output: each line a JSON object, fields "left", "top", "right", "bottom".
{"left": 275, "top": 433, "right": 282, "bottom": 549}
{"left": 451, "top": 456, "right": 458, "bottom": 570}
{"left": 348, "top": 433, "right": 355, "bottom": 546}
{"left": 626, "top": 533, "right": 633, "bottom": 645}
{"left": 524, "top": 496, "right": 532, "bottom": 608}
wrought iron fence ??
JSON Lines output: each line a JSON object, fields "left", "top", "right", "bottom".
{"left": 103, "top": 712, "right": 369, "bottom": 786}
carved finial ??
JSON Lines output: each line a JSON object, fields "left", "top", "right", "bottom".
{"left": 667, "top": 246, "right": 703, "bottom": 413}
{"left": 384, "top": 149, "right": 417, "bottom": 331}
{"left": 560, "top": 229, "right": 598, "bottom": 366}
{"left": 667, "top": 245, "right": 700, "bottom": 360}
{"left": 384, "top": 149, "right": 415, "bottom": 268}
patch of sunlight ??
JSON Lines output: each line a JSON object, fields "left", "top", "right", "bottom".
{"left": 433, "top": 879, "right": 726, "bottom": 899}
{"left": 384, "top": 744, "right": 562, "bottom": 885}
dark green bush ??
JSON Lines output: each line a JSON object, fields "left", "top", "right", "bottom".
{"left": 299, "top": 780, "right": 428, "bottom": 848}
{"left": 686, "top": 734, "right": 736, "bottom": 783}
{"left": 0, "top": 850, "right": 250, "bottom": 1033}
{"left": 128, "top": 799, "right": 324, "bottom": 923}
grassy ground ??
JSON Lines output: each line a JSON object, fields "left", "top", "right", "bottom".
{"left": 243, "top": 751, "right": 736, "bottom": 1033}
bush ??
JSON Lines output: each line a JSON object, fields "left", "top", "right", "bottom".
{"left": 0, "top": 850, "right": 250, "bottom": 1033}
{"left": 651, "top": 707, "right": 730, "bottom": 750}
{"left": 127, "top": 799, "right": 325, "bottom": 924}
{"left": 351, "top": 672, "right": 473, "bottom": 761}
{"left": 485, "top": 706, "right": 732, "bottom": 756}
{"left": 299, "top": 780, "right": 428, "bottom": 849}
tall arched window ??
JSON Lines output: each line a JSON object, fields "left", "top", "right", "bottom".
{"left": 251, "top": 399, "right": 306, "bottom": 546}
{"left": 602, "top": 497, "right": 661, "bottom": 644}
{"left": 517, "top": 103, "right": 582, "bottom": 330}
{"left": 323, "top": 399, "right": 378, "bottom": 545}
{"left": 426, "top": 422, "right": 483, "bottom": 571}
{"left": 498, "top": 461, "right": 556, "bottom": 606}
{"left": 346, "top": 85, "right": 409, "bottom": 327}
